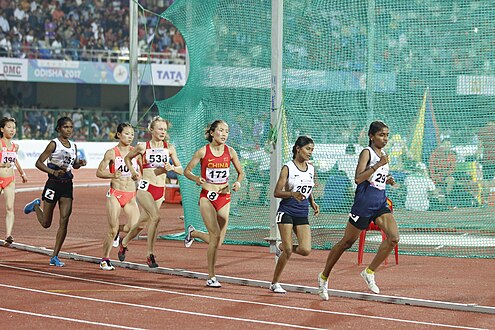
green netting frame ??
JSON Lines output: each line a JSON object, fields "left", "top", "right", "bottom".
{"left": 153, "top": 0, "right": 495, "bottom": 258}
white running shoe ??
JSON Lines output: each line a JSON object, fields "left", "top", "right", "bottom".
{"left": 360, "top": 269, "right": 380, "bottom": 294}
{"left": 100, "top": 259, "right": 115, "bottom": 271}
{"left": 274, "top": 241, "right": 282, "bottom": 263}
{"left": 317, "top": 272, "right": 329, "bottom": 301}
{"left": 206, "top": 277, "right": 222, "bottom": 288}
{"left": 184, "top": 224, "right": 195, "bottom": 248}
{"left": 112, "top": 234, "right": 120, "bottom": 248}
{"left": 270, "top": 283, "right": 286, "bottom": 294}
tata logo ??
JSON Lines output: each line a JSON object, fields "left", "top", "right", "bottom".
{"left": 157, "top": 70, "right": 183, "bottom": 81}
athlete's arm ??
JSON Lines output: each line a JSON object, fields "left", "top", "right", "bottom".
{"left": 96, "top": 149, "right": 117, "bottom": 179}
{"left": 184, "top": 146, "right": 206, "bottom": 186}
{"left": 124, "top": 142, "right": 144, "bottom": 180}
{"left": 229, "top": 147, "right": 244, "bottom": 192}
{"left": 35, "top": 141, "right": 62, "bottom": 176}
{"left": 166, "top": 144, "right": 183, "bottom": 176}
{"left": 73, "top": 145, "right": 87, "bottom": 169}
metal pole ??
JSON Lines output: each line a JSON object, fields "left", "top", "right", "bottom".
{"left": 129, "top": 0, "right": 139, "bottom": 127}
{"left": 268, "top": 0, "right": 283, "bottom": 252}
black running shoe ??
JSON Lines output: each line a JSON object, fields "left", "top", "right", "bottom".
{"left": 118, "top": 243, "right": 127, "bottom": 261}
{"left": 147, "top": 254, "right": 158, "bottom": 268}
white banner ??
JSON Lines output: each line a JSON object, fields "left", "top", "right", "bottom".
{"left": 457, "top": 75, "right": 495, "bottom": 95}
{"left": 15, "top": 140, "right": 116, "bottom": 169}
{"left": 0, "top": 58, "right": 28, "bottom": 81}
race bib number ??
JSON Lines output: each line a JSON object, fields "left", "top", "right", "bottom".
{"left": 370, "top": 170, "right": 387, "bottom": 190}
{"left": 206, "top": 167, "right": 229, "bottom": 184}
{"left": 2, "top": 151, "right": 16, "bottom": 164}
{"left": 295, "top": 184, "right": 313, "bottom": 198}
{"left": 137, "top": 179, "right": 150, "bottom": 191}
{"left": 146, "top": 148, "right": 168, "bottom": 168}
{"left": 115, "top": 157, "right": 132, "bottom": 177}
{"left": 206, "top": 190, "right": 219, "bottom": 201}
{"left": 44, "top": 188, "right": 55, "bottom": 201}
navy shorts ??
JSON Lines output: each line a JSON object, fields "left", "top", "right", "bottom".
{"left": 42, "top": 179, "right": 73, "bottom": 203}
{"left": 348, "top": 206, "right": 391, "bottom": 230}
{"left": 276, "top": 212, "right": 309, "bottom": 226}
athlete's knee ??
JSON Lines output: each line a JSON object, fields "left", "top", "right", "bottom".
{"left": 338, "top": 238, "right": 357, "bottom": 250}
{"left": 387, "top": 235, "right": 399, "bottom": 247}
{"left": 297, "top": 247, "right": 311, "bottom": 256}
{"left": 149, "top": 214, "right": 161, "bottom": 224}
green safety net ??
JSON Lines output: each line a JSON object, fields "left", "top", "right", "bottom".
{"left": 153, "top": 0, "right": 495, "bottom": 258}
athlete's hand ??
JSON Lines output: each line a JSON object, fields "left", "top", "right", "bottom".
{"left": 78, "top": 159, "right": 87, "bottom": 167}
{"left": 232, "top": 181, "right": 241, "bottom": 192}
{"left": 386, "top": 174, "right": 396, "bottom": 185}
{"left": 312, "top": 203, "right": 320, "bottom": 216}
{"left": 2, "top": 162, "right": 12, "bottom": 168}
{"left": 114, "top": 171, "right": 122, "bottom": 179}
{"left": 291, "top": 191, "right": 306, "bottom": 202}
{"left": 377, "top": 154, "right": 389, "bottom": 168}
{"left": 21, "top": 174, "right": 28, "bottom": 183}
{"left": 52, "top": 169, "right": 66, "bottom": 177}
{"left": 131, "top": 171, "right": 141, "bottom": 181}
{"left": 196, "top": 177, "right": 206, "bottom": 186}
{"left": 164, "top": 162, "right": 174, "bottom": 172}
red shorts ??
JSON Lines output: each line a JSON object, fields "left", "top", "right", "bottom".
{"left": 107, "top": 188, "right": 136, "bottom": 208}
{"left": 200, "top": 189, "right": 231, "bottom": 211}
{"left": 0, "top": 176, "right": 14, "bottom": 189}
{"left": 138, "top": 180, "right": 165, "bottom": 201}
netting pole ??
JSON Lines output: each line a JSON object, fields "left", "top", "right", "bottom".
{"left": 129, "top": 0, "right": 139, "bottom": 128}
{"left": 366, "top": 0, "right": 376, "bottom": 121}
{"left": 267, "top": 0, "right": 283, "bottom": 254}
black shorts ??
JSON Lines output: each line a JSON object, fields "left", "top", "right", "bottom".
{"left": 42, "top": 179, "right": 73, "bottom": 203}
{"left": 348, "top": 206, "right": 391, "bottom": 230}
{"left": 276, "top": 212, "right": 309, "bottom": 226}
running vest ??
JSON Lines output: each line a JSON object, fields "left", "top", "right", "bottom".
{"left": 0, "top": 139, "right": 17, "bottom": 165}
{"left": 48, "top": 138, "right": 77, "bottom": 180}
{"left": 142, "top": 141, "right": 169, "bottom": 169}
{"left": 110, "top": 146, "right": 139, "bottom": 178}
{"left": 278, "top": 160, "right": 315, "bottom": 217}
{"left": 201, "top": 144, "right": 231, "bottom": 185}
{"left": 366, "top": 146, "right": 389, "bottom": 190}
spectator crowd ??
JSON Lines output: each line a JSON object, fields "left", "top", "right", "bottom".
{"left": 0, "top": 0, "right": 186, "bottom": 63}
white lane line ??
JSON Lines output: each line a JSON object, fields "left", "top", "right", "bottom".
{"left": 0, "top": 263, "right": 487, "bottom": 330}
{"left": 0, "top": 284, "right": 325, "bottom": 330}
{"left": 0, "top": 306, "right": 144, "bottom": 329}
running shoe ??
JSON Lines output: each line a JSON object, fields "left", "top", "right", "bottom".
{"left": 269, "top": 282, "right": 286, "bottom": 294}
{"left": 184, "top": 224, "right": 195, "bottom": 248}
{"left": 147, "top": 254, "right": 158, "bottom": 268}
{"left": 317, "top": 272, "right": 329, "bottom": 301}
{"left": 360, "top": 269, "right": 380, "bottom": 294}
{"left": 24, "top": 198, "right": 41, "bottom": 214}
{"left": 112, "top": 233, "right": 120, "bottom": 248}
{"left": 100, "top": 259, "right": 115, "bottom": 271}
{"left": 206, "top": 277, "right": 221, "bottom": 288}
{"left": 118, "top": 242, "right": 127, "bottom": 261}
{"left": 274, "top": 241, "right": 282, "bottom": 263}
{"left": 4, "top": 236, "right": 13, "bottom": 246}
{"left": 50, "top": 256, "right": 65, "bottom": 267}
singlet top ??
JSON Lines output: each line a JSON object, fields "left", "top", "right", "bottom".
{"left": 109, "top": 146, "right": 139, "bottom": 178}
{"left": 142, "top": 141, "right": 169, "bottom": 169}
{"left": 0, "top": 139, "right": 17, "bottom": 166}
{"left": 350, "top": 147, "right": 389, "bottom": 217}
{"left": 277, "top": 160, "right": 315, "bottom": 217}
{"left": 48, "top": 138, "right": 77, "bottom": 180}
{"left": 200, "top": 144, "right": 231, "bottom": 185}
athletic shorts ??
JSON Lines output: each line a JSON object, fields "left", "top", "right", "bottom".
{"left": 137, "top": 179, "right": 165, "bottom": 201}
{"left": 42, "top": 179, "right": 73, "bottom": 203}
{"left": 0, "top": 176, "right": 14, "bottom": 189}
{"left": 275, "top": 212, "right": 309, "bottom": 226}
{"left": 200, "top": 189, "right": 231, "bottom": 211}
{"left": 348, "top": 206, "right": 391, "bottom": 230}
{"left": 107, "top": 188, "right": 136, "bottom": 208}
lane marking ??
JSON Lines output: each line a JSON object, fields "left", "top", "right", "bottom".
{"left": 0, "top": 263, "right": 488, "bottom": 330}
{"left": 0, "top": 283, "right": 325, "bottom": 330}
{"left": 0, "top": 306, "right": 143, "bottom": 329}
